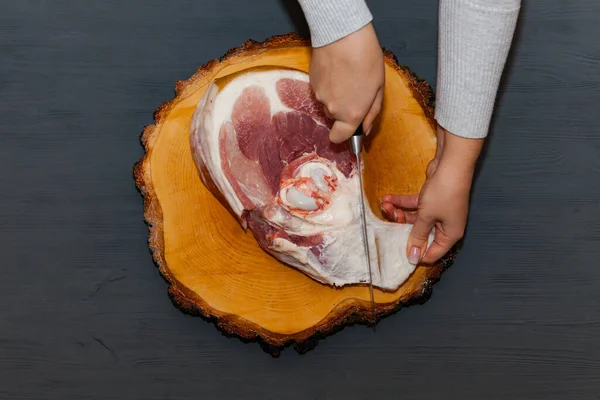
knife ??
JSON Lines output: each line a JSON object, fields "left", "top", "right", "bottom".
{"left": 349, "top": 125, "right": 376, "bottom": 318}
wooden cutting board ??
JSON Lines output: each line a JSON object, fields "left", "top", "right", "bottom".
{"left": 133, "top": 33, "right": 458, "bottom": 356}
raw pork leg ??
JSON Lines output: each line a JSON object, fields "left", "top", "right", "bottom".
{"left": 190, "top": 67, "right": 432, "bottom": 291}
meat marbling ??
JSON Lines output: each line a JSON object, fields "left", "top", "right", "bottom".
{"left": 190, "top": 66, "right": 432, "bottom": 291}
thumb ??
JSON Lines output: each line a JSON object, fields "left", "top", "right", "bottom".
{"left": 329, "top": 120, "right": 360, "bottom": 143}
{"left": 406, "top": 214, "right": 435, "bottom": 265}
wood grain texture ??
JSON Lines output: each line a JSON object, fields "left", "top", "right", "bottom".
{"left": 133, "top": 32, "right": 457, "bottom": 352}
{"left": 1, "top": 0, "right": 600, "bottom": 399}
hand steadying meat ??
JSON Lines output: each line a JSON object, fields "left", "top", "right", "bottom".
{"left": 309, "top": 23, "right": 385, "bottom": 143}
{"left": 380, "top": 125, "right": 483, "bottom": 265}
{"left": 296, "top": 0, "right": 521, "bottom": 264}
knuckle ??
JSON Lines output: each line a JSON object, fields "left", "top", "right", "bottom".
{"left": 346, "top": 107, "right": 364, "bottom": 123}
{"left": 317, "top": 98, "right": 335, "bottom": 115}
{"left": 411, "top": 230, "right": 429, "bottom": 241}
{"left": 312, "top": 87, "right": 326, "bottom": 102}
{"left": 418, "top": 211, "right": 435, "bottom": 223}
{"left": 326, "top": 104, "right": 338, "bottom": 117}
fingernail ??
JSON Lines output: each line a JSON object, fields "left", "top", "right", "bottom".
{"left": 393, "top": 209, "right": 398, "bottom": 221}
{"left": 365, "top": 126, "right": 372, "bottom": 136}
{"left": 408, "top": 246, "right": 420, "bottom": 265}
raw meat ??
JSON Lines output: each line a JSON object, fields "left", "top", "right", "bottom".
{"left": 189, "top": 67, "right": 432, "bottom": 291}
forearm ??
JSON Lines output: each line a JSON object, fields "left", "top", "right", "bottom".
{"left": 435, "top": 0, "right": 521, "bottom": 141}
{"left": 296, "top": 0, "right": 372, "bottom": 47}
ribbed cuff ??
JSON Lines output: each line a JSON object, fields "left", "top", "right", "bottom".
{"left": 435, "top": 0, "right": 520, "bottom": 139}
{"left": 297, "top": 0, "right": 373, "bottom": 47}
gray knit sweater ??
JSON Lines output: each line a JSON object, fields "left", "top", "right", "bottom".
{"left": 296, "top": 0, "right": 521, "bottom": 140}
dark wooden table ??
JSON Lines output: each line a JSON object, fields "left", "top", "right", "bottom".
{"left": 1, "top": 1, "right": 599, "bottom": 398}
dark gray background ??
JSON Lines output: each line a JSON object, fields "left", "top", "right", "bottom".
{"left": 1, "top": 0, "right": 599, "bottom": 398}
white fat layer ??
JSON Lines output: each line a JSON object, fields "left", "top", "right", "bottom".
{"left": 271, "top": 238, "right": 310, "bottom": 265}
{"left": 316, "top": 205, "right": 435, "bottom": 290}
{"left": 267, "top": 220, "right": 435, "bottom": 291}
{"left": 190, "top": 82, "right": 245, "bottom": 215}
{"left": 190, "top": 68, "right": 435, "bottom": 291}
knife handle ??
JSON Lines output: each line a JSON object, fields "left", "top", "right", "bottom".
{"left": 350, "top": 124, "right": 364, "bottom": 155}
{"left": 353, "top": 124, "right": 363, "bottom": 136}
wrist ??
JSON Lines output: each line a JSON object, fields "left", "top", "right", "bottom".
{"left": 436, "top": 125, "right": 484, "bottom": 184}
{"left": 297, "top": 0, "right": 373, "bottom": 48}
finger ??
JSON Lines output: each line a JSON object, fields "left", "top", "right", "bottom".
{"left": 381, "top": 193, "right": 419, "bottom": 210}
{"left": 422, "top": 224, "right": 464, "bottom": 264}
{"left": 329, "top": 119, "right": 360, "bottom": 143}
{"left": 403, "top": 211, "right": 417, "bottom": 224}
{"left": 362, "top": 89, "right": 383, "bottom": 135}
{"left": 380, "top": 202, "right": 398, "bottom": 221}
{"left": 406, "top": 214, "right": 435, "bottom": 265}
{"left": 421, "top": 233, "right": 456, "bottom": 264}
{"left": 381, "top": 201, "right": 419, "bottom": 225}
{"left": 381, "top": 202, "right": 408, "bottom": 223}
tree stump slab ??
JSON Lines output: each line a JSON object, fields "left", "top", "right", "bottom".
{"left": 133, "top": 33, "right": 458, "bottom": 355}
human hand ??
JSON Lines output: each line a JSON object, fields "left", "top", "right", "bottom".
{"left": 309, "top": 22, "right": 385, "bottom": 143}
{"left": 380, "top": 125, "right": 484, "bottom": 265}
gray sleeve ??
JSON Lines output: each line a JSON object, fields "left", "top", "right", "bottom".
{"left": 296, "top": 0, "right": 373, "bottom": 47}
{"left": 296, "top": 0, "right": 521, "bottom": 140}
{"left": 435, "top": 0, "right": 521, "bottom": 139}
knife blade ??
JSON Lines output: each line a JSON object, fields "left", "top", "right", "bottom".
{"left": 349, "top": 125, "right": 376, "bottom": 318}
